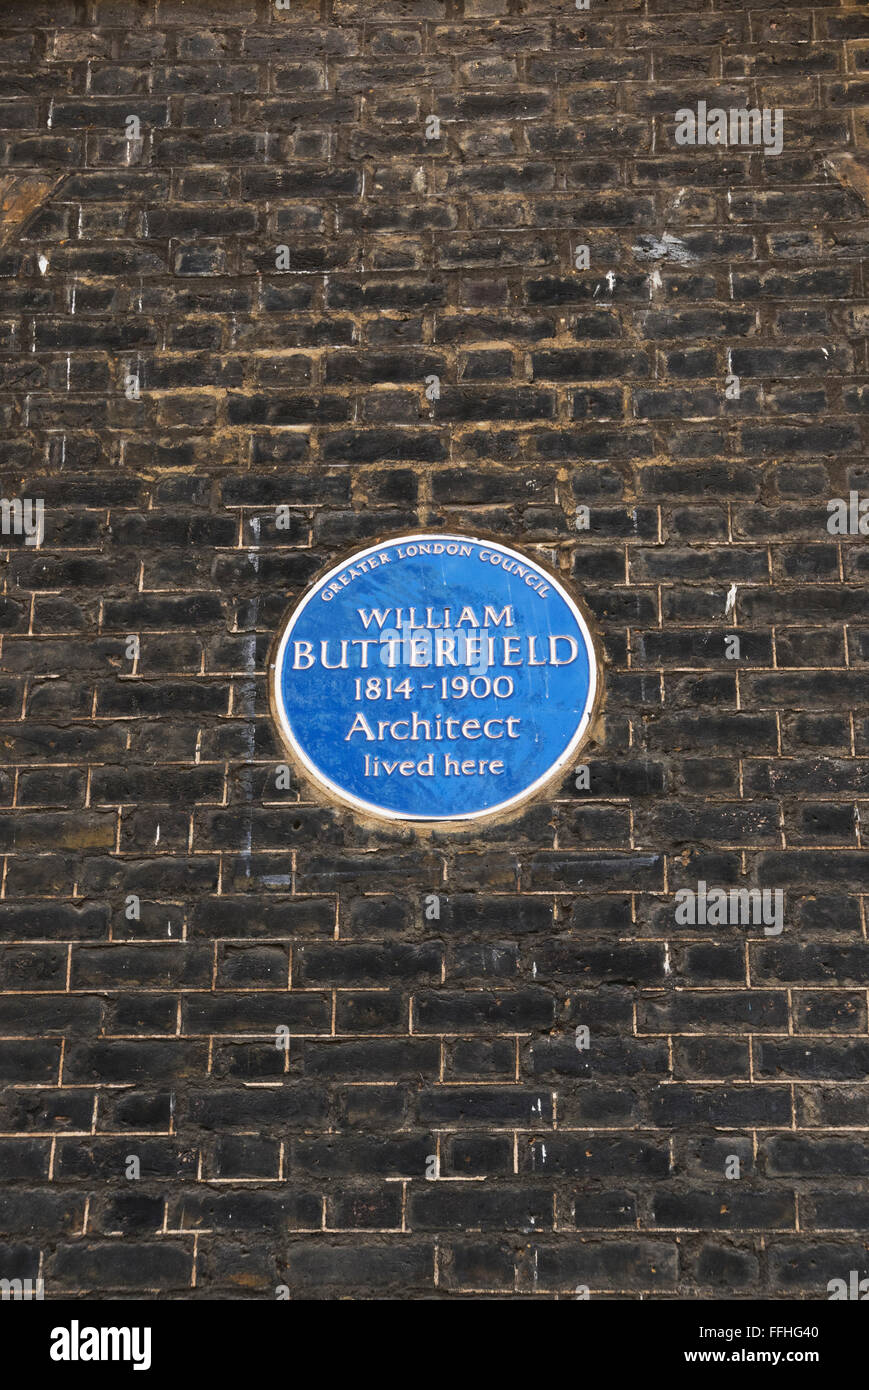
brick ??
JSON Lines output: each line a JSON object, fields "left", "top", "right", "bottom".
{"left": 532, "top": 1239, "right": 678, "bottom": 1291}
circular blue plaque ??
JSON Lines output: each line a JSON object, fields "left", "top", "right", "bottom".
{"left": 270, "top": 534, "right": 600, "bottom": 822}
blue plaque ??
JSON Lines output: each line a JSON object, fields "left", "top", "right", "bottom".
{"left": 270, "top": 534, "right": 600, "bottom": 822}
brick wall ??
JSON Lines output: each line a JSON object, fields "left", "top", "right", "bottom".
{"left": 1, "top": 0, "right": 869, "bottom": 1300}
